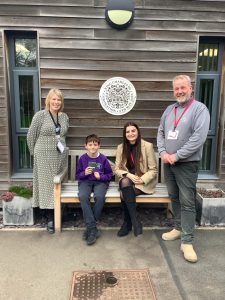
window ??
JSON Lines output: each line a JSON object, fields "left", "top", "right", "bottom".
{"left": 7, "top": 32, "right": 39, "bottom": 174}
{"left": 196, "top": 38, "right": 224, "bottom": 175}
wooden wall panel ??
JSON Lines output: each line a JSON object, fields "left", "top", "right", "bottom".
{"left": 143, "top": 0, "right": 225, "bottom": 11}
{"left": 40, "top": 59, "right": 196, "bottom": 72}
{"left": 40, "top": 49, "right": 197, "bottom": 62}
{"left": 0, "top": 0, "right": 225, "bottom": 181}
{"left": 0, "top": 0, "right": 94, "bottom": 6}
{"left": 0, "top": 29, "right": 10, "bottom": 181}
{"left": 41, "top": 69, "right": 196, "bottom": 81}
{"left": 39, "top": 38, "right": 197, "bottom": 51}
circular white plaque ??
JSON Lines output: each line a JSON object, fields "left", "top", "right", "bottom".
{"left": 99, "top": 77, "right": 136, "bottom": 115}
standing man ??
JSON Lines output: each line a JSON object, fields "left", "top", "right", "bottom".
{"left": 157, "top": 75, "right": 210, "bottom": 263}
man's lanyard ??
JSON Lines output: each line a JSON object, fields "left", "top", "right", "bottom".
{"left": 49, "top": 111, "right": 61, "bottom": 135}
{"left": 173, "top": 99, "right": 194, "bottom": 130}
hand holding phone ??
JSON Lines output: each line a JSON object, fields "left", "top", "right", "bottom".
{"left": 88, "top": 161, "right": 97, "bottom": 172}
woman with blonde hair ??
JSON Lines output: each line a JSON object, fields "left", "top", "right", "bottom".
{"left": 115, "top": 122, "right": 157, "bottom": 237}
{"left": 27, "top": 88, "right": 69, "bottom": 233}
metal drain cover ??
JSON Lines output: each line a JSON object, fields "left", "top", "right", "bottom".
{"left": 70, "top": 269, "right": 157, "bottom": 300}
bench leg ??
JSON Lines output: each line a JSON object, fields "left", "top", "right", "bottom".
{"left": 54, "top": 183, "right": 62, "bottom": 232}
{"left": 166, "top": 202, "right": 173, "bottom": 219}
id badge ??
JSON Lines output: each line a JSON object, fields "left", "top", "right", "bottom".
{"left": 168, "top": 130, "right": 179, "bottom": 140}
{"left": 57, "top": 141, "right": 65, "bottom": 153}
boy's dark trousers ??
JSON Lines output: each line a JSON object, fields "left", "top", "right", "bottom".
{"left": 78, "top": 181, "right": 108, "bottom": 228}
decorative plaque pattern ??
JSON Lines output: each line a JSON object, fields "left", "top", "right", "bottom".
{"left": 99, "top": 77, "right": 136, "bottom": 115}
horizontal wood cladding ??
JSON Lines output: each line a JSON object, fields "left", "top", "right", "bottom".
{"left": 0, "top": 146, "right": 9, "bottom": 155}
{"left": 142, "top": 0, "right": 225, "bottom": 11}
{"left": 2, "top": 17, "right": 224, "bottom": 33}
{"left": 0, "top": 29, "right": 9, "bottom": 181}
{"left": 64, "top": 99, "right": 174, "bottom": 110}
{"left": 40, "top": 59, "right": 196, "bottom": 72}
{"left": 1, "top": 5, "right": 225, "bottom": 22}
{"left": 66, "top": 137, "right": 157, "bottom": 149}
{"left": 0, "top": 134, "right": 8, "bottom": 145}
{"left": 0, "top": 97, "right": 6, "bottom": 107}
{"left": 0, "top": 17, "right": 198, "bottom": 31}
{"left": 40, "top": 39, "right": 197, "bottom": 52}
{"left": 0, "top": 172, "right": 9, "bottom": 181}
{"left": 41, "top": 79, "right": 174, "bottom": 91}
{"left": 66, "top": 100, "right": 174, "bottom": 114}
{"left": 69, "top": 117, "right": 160, "bottom": 128}
{"left": 39, "top": 28, "right": 94, "bottom": 38}
{"left": 0, "top": 0, "right": 94, "bottom": 6}
{"left": 63, "top": 108, "right": 166, "bottom": 120}
{"left": 42, "top": 90, "right": 174, "bottom": 100}
{"left": 40, "top": 49, "right": 197, "bottom": 62}
{"left": 0, "top": 122, "right": 7, "bottom": 132}
{"left": 68, "top": 127, "right": 158, "bottom": 137}
{"left": 40, "top": 69, "right": 196, "bottom": 82}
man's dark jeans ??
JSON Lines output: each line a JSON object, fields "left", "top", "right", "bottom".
{"left": 164, "top": 161, "right": 199, "bottom": 244}
{"left": 78, "top": 181, "right": 108, "bottom": 229}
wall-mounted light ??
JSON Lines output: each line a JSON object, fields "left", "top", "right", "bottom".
{"left": 105, "top": 0, "right": 135, "bottom": 30}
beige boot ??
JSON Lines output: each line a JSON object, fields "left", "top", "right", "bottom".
{"left": 180, "top": 244, "right": 198, "bottom": 263}
{"left": 162, "top": 229, "right": 181, "bottom": 241}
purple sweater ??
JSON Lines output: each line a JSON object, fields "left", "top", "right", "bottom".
{"left": 76, "top": 153, "right": 113, "bottom": 183}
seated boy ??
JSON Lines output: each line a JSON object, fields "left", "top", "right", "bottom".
{"left": 76, "top": 134, "right": 113, "bottom": 245}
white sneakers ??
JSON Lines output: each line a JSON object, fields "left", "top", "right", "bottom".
{"left": 162, "top": 229, "right": 198, "bottom": 263}
{"left": 162, "top": 229, "right": 181, "bottom": 241}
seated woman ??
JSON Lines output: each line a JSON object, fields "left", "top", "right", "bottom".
{"left": 115, "top": 122, "right": 158, "bottom": 237}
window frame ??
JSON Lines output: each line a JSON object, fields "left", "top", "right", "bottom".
{"left": 196, "top": 37, "right": 224, "bottom": 176}
{"left": 7, "top": 31, "right": 39, "bottom": 173}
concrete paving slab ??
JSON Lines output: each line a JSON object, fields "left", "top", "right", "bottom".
{"left": 0, "top": 229, "right": 181, "bottom": 300}
{"left": 157, "top": 229, "right": 225, "bottom": 300}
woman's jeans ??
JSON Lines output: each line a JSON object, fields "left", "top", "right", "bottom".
{"left": 164, "top": 161, "right": 199, "bottom": 244}
{"left": 78, "top": 181, "right": 108, "bottom": 229}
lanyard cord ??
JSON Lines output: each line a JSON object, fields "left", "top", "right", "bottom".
{"left": 174, "top": 99, "right": 194, "bottom": 130}
{"left": 49, "top": 111, "right": 60, "bottom": 134}
{"left": 130, "top": 152, "right": 135, "bottom": 165}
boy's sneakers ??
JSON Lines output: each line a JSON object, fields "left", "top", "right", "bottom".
{"left": 85, "top": 227, "right": 101, "bottom": 245}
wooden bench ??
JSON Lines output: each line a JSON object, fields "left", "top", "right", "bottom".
{"left": 54, "top": 148, "right": 170, "bottom": 232}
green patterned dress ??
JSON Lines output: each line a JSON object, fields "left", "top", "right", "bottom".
{"left": 27, "top": 110, "right": 69, "bottom": 209}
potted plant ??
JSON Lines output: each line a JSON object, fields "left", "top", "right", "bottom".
{"left": 0, "top": 183, "right": 34, "bottom": 226}
{"left": 197, "top": 187, "right": 225, "bottom": 226}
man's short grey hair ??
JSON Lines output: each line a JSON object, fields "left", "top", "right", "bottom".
{"left": 172, "top": 75, "right": 192, "bottom": 87}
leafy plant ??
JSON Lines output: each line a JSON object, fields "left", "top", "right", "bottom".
{"left": 0, "top": 184, "right": 33, "bottom": 202}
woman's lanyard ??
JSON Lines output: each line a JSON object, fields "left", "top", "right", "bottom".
{"left": 173, "top": 99, "right": 194, "bottom": 131}
{"left": 130, "top": 152, "right": 135, "bottom": 165}
{"left": 49, "top": 111, "right": 61, "bottom": 136}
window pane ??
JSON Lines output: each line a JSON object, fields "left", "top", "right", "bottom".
{"left": 19, "top": 75, "right": 34, "bottom": 128}
{"left": 198, "top": 43, "right": 219, "bottom": 72}
{"left": 15, "top": 38, "right": 36, "bottom": 67}
{"left": 198, "top": 79, "right": 213, "bottom": 116}
{"left": 199, "top": 139, "right": 212, "bottom": 171}
{"left": 18, "top": 136, "right": 33, "bottom": 169}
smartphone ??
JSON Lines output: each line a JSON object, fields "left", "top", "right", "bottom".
{"left": 88, "top": 161, "right": 97, "bottom": 171}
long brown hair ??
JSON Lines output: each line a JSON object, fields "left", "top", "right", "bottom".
{"left": 121, "top": 122, "right": 143, "bottom": 176}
